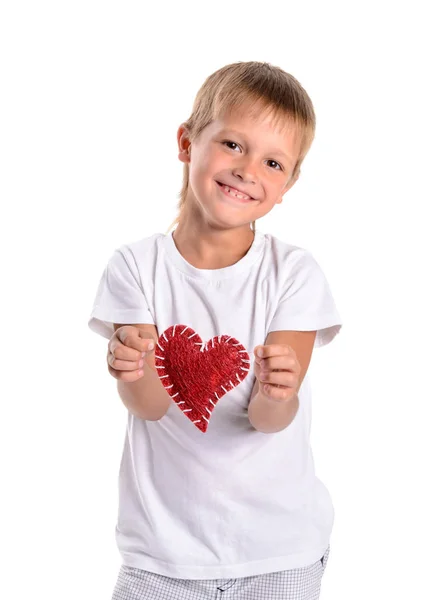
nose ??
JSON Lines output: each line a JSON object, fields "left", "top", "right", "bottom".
{"left": 232, "top": 157, "right": 258, "bottom": 184}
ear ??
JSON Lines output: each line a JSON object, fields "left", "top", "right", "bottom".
{"left": 177, "top": 124, "right": 191, "bottom": 164}
{"left": 276, "top": 170, "right": 301, "bottom": 204}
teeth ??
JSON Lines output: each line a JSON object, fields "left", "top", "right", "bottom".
{"left": 222, "top": 184, "right": 250, "bottom": 200}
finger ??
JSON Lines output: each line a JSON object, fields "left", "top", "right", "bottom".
{"left": 253, "top": 357, "right": 297, "bottom": 383}
{"left": 107, "top": 350, "right": 145, "bottom": 372}
{"left": 258, "top": 370, "right": 297, "bottom": 388}
{"left": 254, "top": 344, "right": 293, "bottom": 360}
{"left": 108, "top": 363, "right": 144, "bottom": 382}
{"left": 261, "top": 382, "right": 295, "bottom": 402}
{"left": 257, "top": 355, "right": 298, "bottom": 373}
{"left": 118, "top": 327, "right": 155, "bottom": 352}
{"left": 108, "top": 338, "right": 146, "bottom": 362}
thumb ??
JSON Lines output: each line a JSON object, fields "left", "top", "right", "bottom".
{"left": 138, "top": 328, "right": 156, "bottom": 351}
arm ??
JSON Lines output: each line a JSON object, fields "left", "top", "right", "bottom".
{"left": 113, "top": 323, "right": 171, "bottom": 421}
{"left": 247, "top": 330, "right": 316, "bottom": 433}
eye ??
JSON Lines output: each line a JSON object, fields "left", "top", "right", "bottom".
{"left": 266, "top": 159, "right": 282, "bottom": 171}
{"left": 222, "top": 140, "right": 241, "bottom": 152}
{"left": 222, "top": 141, "right": 283, "bottom": 171}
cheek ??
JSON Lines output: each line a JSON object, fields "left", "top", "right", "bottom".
{"left": 188, "top": 157, "right": 208, "bottom": 190}
{"left": 268, "top": 179, "right": 287, "bottom": 198}
{"left": 206, "top": 144, "right": 233, "bottom": 168}
{"left": 189, "top": 162, "right": 216, "bottom": 199}
{"left": 191, "top": 151, "right": 216, "bottom": 178}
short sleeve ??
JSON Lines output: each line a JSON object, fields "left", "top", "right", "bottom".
{"left": 267, "top": 251, "right": 343, "bottom": 348}
{"left": 88, "top": 246, "right": 155, "bottom": 340}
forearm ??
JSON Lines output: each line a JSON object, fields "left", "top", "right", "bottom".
{"left": 117, "top": 359, "right": 171, "bottom": 421}
{"left": 248, "top": 389, "right": 299, "bottom": 433}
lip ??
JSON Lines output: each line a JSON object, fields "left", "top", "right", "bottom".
{"left": 216, "top": 180, "right": 256, "bottom": 201}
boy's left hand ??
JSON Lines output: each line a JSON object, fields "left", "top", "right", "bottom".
{"left": 253, "top": 344, "right": 300, "bottom": 402}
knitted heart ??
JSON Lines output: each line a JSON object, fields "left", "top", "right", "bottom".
{"left": 155, "top": 324, "right": 250, "bottom": 433}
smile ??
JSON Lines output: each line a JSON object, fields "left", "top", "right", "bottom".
{"left": 216, "top": 181, "right": 255, "bottom": 202}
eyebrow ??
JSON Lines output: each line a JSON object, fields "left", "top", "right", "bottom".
{"left": 218, "top": 129, "right": 292, "bottom": 163}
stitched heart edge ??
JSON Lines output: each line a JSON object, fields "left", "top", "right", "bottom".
{"left": 155, "top": 324, "right": 250, "bottom": 432}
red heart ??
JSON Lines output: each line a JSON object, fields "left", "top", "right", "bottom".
{"left": 155, "top": 324, "right": 250, "bottom": 432}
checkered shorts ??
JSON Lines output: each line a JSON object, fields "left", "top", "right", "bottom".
{"left": 111, "top": 546, "right": 330, "bottom": 599}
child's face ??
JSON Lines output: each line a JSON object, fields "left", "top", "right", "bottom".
{"left": 177, "top": 103, "right": 302, "bottom": 230}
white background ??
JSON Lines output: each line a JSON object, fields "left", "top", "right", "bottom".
{"left": 1, "top": 1, "right": 440, "bottom": 598}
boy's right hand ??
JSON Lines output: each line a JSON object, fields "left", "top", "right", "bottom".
{"left": 107, "top": 325, "right": 156, "bottom": 382}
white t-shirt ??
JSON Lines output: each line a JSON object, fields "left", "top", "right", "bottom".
{"left": 88, "top": 228, "right": 343, "bottom": 579}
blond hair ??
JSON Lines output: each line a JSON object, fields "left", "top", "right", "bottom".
{"left": 167, "top": 61, "right": 316, "bottom": 234}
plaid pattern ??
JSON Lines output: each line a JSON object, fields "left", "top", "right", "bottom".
{"left": 111, "top": 545, "right": 330, "bottom": 599}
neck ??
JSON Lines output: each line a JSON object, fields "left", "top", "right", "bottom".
{"left": 171, "top": 220, "right": 255, "bottom": 270}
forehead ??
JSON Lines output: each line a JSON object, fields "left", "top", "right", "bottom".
{"left": 216, "top": 104, "right": 295, "bottom": 134}
{"left": 210, "top": 102, "right": 301, "bottom": 155}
